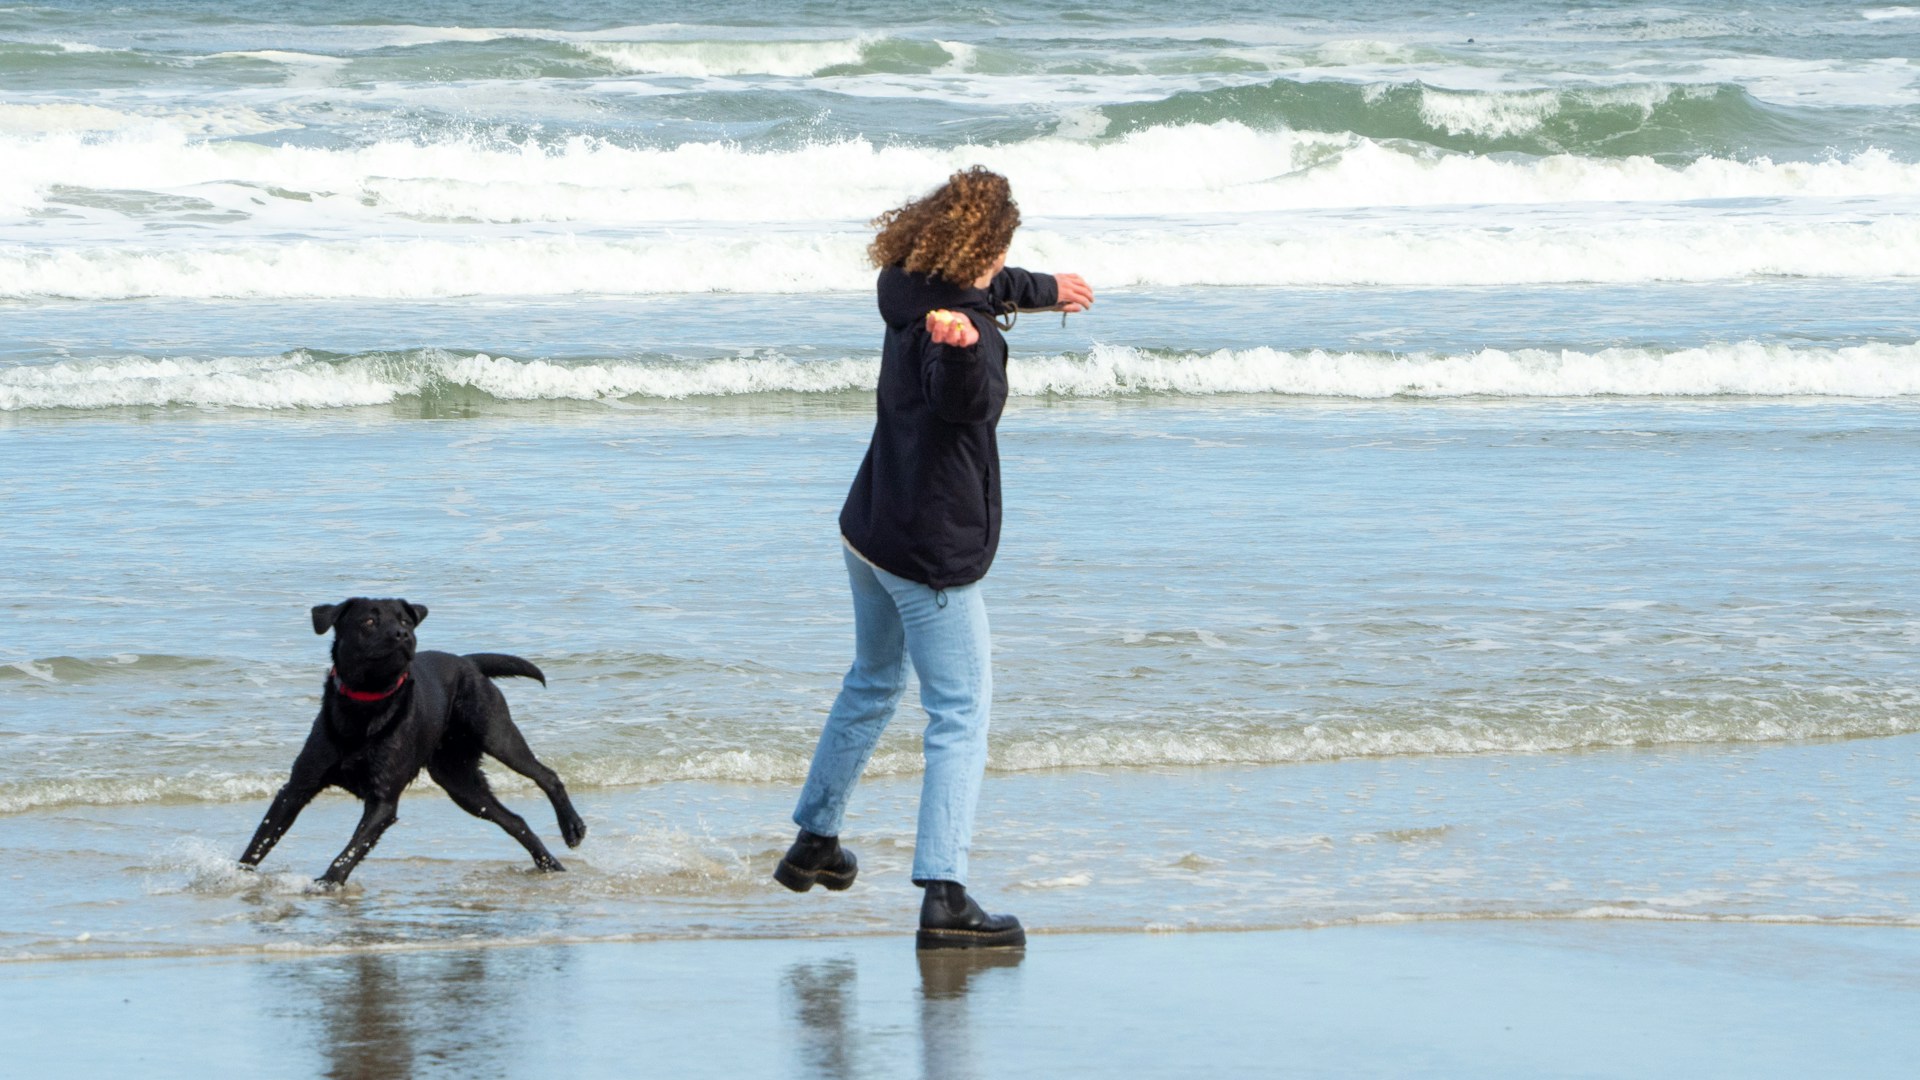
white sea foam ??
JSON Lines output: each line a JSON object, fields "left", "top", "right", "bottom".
{"left": 1307, "top": 39, "right": 1419, "bottom": 65}
{"left": 1017, "top": 215, "right": 1920, "bottom": 289}
{"left": 1415, "top": 83, "right": 1686, "bottom": 139}
{"left": 1010, "top": 341, "right": 1920, "bottom": 398}
{"left": 0, "top": 350, "right": 871, "bottom": 410}
{"left": 575, "top": 36, "right": 876, "bottom": 77}
{"left": 6, "top": 208, "right": 1920, "bottom": 299}
{"left": 207, "top": 49, "right": 350, "bottom": 66}
{"left": 0, "top": 771, "right": 282, "bottom": 814}
{"left": 0, "top": 234, "right": 869, "bottom": 299}
{"left": 7, "top": 341, "right": 1920, "bottom": 412}
{"left": 145, "top": 836, "right": 318, "bottom": 897}
{"left": 933, "top": 39, "right": 978, "bottom": 74}
{"left": 6, "top": 124, "right": 1920, "bottom": 232}
{"left": 0, "top": 102, "right": 284, "bottom": 138}
{"left": 3, "top": 698, "right": 1914, "bottom": 814}
{"left": 3, "top": 120, "right": 1916, "bottom": 298}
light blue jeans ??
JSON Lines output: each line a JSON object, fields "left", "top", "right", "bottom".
{"left": 792, "top": 545, "right": 992, "bottom": 886}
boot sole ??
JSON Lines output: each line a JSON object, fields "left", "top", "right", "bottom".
{"left": 773, "top": 859, "right": 857, "bottom": 893}
{"left": 916, "top": 925, "right": 1027, "bottom": 950}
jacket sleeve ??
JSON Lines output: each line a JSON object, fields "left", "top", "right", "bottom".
{"left": 988, "top": 267, "right": 1058, "bottom": 312}
{"left": 921, "top": 324, "right": 996, "bottom": 424}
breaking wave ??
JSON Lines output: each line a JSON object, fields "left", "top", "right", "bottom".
{"left": 4, "top": 696, "right": 1914, "bottom": 815}
{"left": 1097, "top": 78, "right": 1848, "bottom": 160}
{"left": 7, "top": 341, "right": 1920, "bottom": 411}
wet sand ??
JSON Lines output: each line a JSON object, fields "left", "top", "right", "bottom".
{"left": 6, "top": 921, "right": 1917, "bottom": 1078}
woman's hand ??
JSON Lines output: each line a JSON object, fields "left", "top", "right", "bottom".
{"left": 1052, "top": 273, "right": 1094, "bottom": 313}
{"left": 927, "top": 309, "right": 980, "bottom": 348}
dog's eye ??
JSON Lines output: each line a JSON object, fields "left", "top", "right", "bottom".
{"left": 363, "top": 617, "right": 376, "bottom": 627}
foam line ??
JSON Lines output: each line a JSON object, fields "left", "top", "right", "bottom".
{"left": 9, "top": 341, "right": 1920, "bottom": 411}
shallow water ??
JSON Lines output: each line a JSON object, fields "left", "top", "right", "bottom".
{"left": 3, "top": 734, "right": 1916, "bottom": 962}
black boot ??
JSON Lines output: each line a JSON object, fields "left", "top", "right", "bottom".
{"left": 773, "top": 829, "right": 858, "bottom": 893}
{"left": 916, "top": 880, "right": 1025, "bottom": 950}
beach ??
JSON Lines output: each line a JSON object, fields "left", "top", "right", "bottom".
{"left": 8, "top": 736, "right": 1920, "bottom": 1076}
{"left": 4, "top": 735, "right": 1918, "bottom": 1075}
{"left": 5, "top": 1, "right": 1920, "bottom": 1074}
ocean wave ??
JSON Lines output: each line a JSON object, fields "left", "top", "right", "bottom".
{"left": 1099, "top": 78, "right": 1842, "bottom": 160}
{"left": 0, "top": 102, "right": 286, "bottom": 138}
{"left": 6, "top": 119, "right": 1920, "bottom": 230}
{"left": 0, "top": 654, "right": 219, "bottom": 683}
{"left": 0, "top": 771, "right": 286, "bottom": 815}
{"left": 204, "top": 49, "right": 350, "bottom": 68}
{"left": 1014, "top": 341, "right": 1920, "bottom": 398}
{"left": 573, "top": 35, "right": 908, "bottom": 77}
{"left": 7, "top": 341, "right": 1920, "bottom": 411}
{"left": 1546, "top": 9, "right": 1775, "bottom": 43}
{"left": 3, "top": 700, "right": 1915, "bottom": 814}
{"left": 0, "top": 349, "right": 875, "bottom": 409}
{"left": 0, "top": 27, "right": 974, "bottom": 80}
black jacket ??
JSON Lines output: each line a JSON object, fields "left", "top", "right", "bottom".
{"left": 839, "top": 264, "right": 1058, "bottom": 589}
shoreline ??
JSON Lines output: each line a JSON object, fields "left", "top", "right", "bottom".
{"left": 4, "top": 734, "right": 1915, "bottom": 964}
{"left": 8, "top": 907, "right": 1919, "bottom": 968}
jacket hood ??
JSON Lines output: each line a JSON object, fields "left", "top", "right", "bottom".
{"left": 877, "top": 265, "right": 991, "bottom": 329}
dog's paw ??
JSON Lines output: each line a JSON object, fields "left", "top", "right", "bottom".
{"left": 562, "top": 815, "right": 587, "bottom": 849}
{"left": 535, "top": 855, "right": 567, "bottom": 873}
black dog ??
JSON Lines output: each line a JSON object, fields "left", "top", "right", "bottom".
{"left": 240, "top": 597, "right": 586, "bottom": 886}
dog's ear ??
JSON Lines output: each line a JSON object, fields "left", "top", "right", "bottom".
{"left": 403, "top": 601, "right": 428, "bottom": 626}
{"left": 311, "top": 603, "right": 345, "bottom": 635}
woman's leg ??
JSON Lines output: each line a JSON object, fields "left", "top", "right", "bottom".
{"left": 791, "top": 548, "right": 911, "bottom": 837}
{"left": 876, "top": 572, "right": 992, "bottom": 887}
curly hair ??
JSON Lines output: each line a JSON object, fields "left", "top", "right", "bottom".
{"left": 868, "top": 166, "right": 1021, "bottom": 285}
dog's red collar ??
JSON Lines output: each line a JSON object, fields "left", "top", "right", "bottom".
{"left": 330, "top": 667, "right": 408, "bottom": 703}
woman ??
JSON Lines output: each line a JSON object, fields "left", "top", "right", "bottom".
{"left": 774, "top": 167, "right": 1094, "bottom": 949}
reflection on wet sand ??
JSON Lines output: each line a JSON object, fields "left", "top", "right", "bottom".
{"left": 919, "top": 951, "right": 1026, "bottom": 1080}
{"left": 781, "top": 948, "right": 1026, "bottom": 1080}
{"left": 784, "top": 957, "right": 864, "bottom": 1079}
{"left": 267, "top": 947, "right": 574, "bottom": 1080}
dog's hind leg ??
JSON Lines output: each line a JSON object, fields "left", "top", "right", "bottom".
{"left": 317, "top": 794, "right": 401, "bottom": 887}
{"left": 475, "top": 716, "right": 587, "bottom": 849}
{"left": 429, "top": 758, "right": 566, "bottom": 872}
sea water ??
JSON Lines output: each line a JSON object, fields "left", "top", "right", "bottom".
{"left": 2, "top": 1, "right": 1919, "bottom": 962}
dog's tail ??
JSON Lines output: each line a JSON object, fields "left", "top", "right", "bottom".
{"left": 466, "top": 653, "right": 547, "bottom": 686}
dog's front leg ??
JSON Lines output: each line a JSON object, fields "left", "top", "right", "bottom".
{"left": 241, "top": 727, "right": 336, "bottom": 868}
{"left": 240, "top": 782, "right": 323, "bottom": 867}
{"left": 316, "top": 794, "right": 401, "bottom": 887}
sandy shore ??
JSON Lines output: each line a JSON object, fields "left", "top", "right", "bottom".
{"left": 6, "top": 921, "right": 1917, "bottom": 1078}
